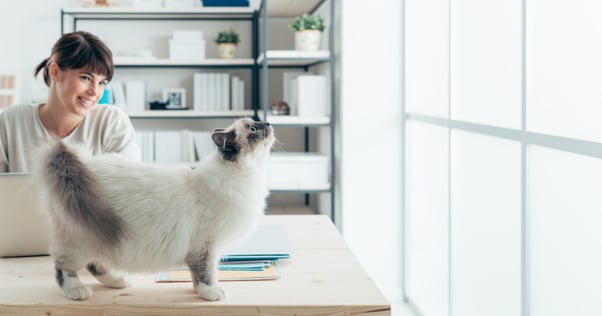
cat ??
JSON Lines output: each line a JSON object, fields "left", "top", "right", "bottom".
{"left": 33, "top": 117, "right": 275, "bottom": 301}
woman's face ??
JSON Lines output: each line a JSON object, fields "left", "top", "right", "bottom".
{"left": 52, "top": 66, "right": 108, "bottom": 117}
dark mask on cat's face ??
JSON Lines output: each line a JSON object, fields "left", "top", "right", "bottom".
{"left": 212, "top": 118, "right": 274, "bottom": 162}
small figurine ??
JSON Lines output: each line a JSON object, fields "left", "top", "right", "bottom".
{"left": 270, "top": 100, "right": 290, "bottom": 115}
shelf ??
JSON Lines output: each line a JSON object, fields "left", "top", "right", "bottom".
{"left": 64, "top": 0, "right": 324, "bottom": 18}
{"left": 266, "top": 115, "right": 330, "bottom": 127}
{"left": 62, "top": 7, "right": 254, "bottom": 19}
{"left": 114, "top": 57, "right": 255, "bottom": 67}
{"left": 264, "top": 0, "right": 324, "bottom": 17}
{"left": 269, "top": 182, "right": 331, "bottom": 193}
{"left": 258, "top": 50, "right": 331, "bottom": 67}
{"left": 127, "top": 110, "right": 254, "bottom": 118}
{"left": 267, "top": 205, "right": 314, "bottom": 215}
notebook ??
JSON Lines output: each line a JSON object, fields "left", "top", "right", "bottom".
{"left": 0, "top": 173, "right": 51, "bottom": 257}
{"left": 157, "top": 224, "right": 292, "bottom": 282}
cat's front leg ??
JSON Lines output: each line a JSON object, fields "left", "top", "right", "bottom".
{"left": 54, "top": 261, "right": 92, "bottom": 300}
{"left": 87, "top": 262, "right": 131, "bottom": 289}
{"left": 185, "top": 250, "right": 225, "bottom": 301}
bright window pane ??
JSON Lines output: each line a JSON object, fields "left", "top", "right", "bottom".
{"left": 526, "top": 0, "right": 602, "bottom": 142}
{"left": 528, "top": 147, "right": 602, "bottom": 316}
{"left": 405, "top": 0, "right": 449, "bottom": 117}
{"left": 405, "top": 122, "right": 449, "bottom": 316}
{"left": 451, "top": 0, "right": 522, "bottom": 128}
{"left": 451, "top": 131, "right": 521, "bottom": 316}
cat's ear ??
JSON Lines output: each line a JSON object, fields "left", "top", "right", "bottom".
{"left": 212, "top": 129, "right": 239, "bottom": 161}
{"left": 211, "top": 128, "right": 236, "bottom": 150}
{"left": 212, "top": 129, "right": 228, "bottom": 150}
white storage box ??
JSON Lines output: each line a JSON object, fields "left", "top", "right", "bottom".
{"left": 269, "top": 153, "right": 328, "bottom": 188}
{"left": 132, "top": 0, "right": 162, "bottom": 9}
{"left": 294, "top": 75, "right": 328, "bottom": 117}
{"left": 169, "top": 39, "right": 206, "bottom": 60}
{"left": 173, "top": 30, "right": 204, "bottom": 41}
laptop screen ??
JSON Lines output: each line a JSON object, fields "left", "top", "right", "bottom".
{"left": 0, "top": 173, "right": 50, "bottom": 257}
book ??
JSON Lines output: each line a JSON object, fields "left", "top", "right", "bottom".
{"left": 193, "top": 73, "right": 203, "bottom": 111}
{"left": 154, "top": 131, "right": 181, "bottom": 163}
{"left": 221, "top": 73, "right": 230, "bottom": 111}
{"left": 282, "top": 71, "right": 310, "bottom": 115}
{"left": 156, "top": 261, "right": 280, "bottom": 282}
{"left": 135, "top": 131, "right": 155, "bottom": 162}
{"left": 110, "top": 81, "right": 126, "bottom": 110}
{"left": 125, "top": 81, "right": 146, "bottom": 112}
{"left": 192, "top": 131, "right": 213, "bottom": 160}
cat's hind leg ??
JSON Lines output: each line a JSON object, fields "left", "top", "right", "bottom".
{"left": 87, "top": 262, "right": 131, "bottom": 289}
{"left": 186, "top": 249, "right": 225, "bottom": 301}
{"left": 54, "top": 258, "right": 92, "bottom": 300}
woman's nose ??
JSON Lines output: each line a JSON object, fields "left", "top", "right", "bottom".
{"left": 88, "top": 83, "right": 103, "bottom": 97}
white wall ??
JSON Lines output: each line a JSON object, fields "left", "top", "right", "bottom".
{"left": 0, "top": 0, "right": 80, "bottom": 104}
{"left": 339, "top": 0, "right": 403, "bottom": 307}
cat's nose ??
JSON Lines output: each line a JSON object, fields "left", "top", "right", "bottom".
{"left": 258, "top": 122, "right": 270, "bottom": 129}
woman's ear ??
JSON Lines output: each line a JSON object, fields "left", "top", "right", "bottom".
{"left": 48, "top": 62, "right": 60, "bottom": 83}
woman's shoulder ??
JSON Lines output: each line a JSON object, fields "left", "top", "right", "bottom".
{"left": 0, "top": 104, "right": 38, "bottom": 121}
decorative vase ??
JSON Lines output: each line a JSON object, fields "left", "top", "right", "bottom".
{"left": 294, "top": 30, "right": 322, "bottom": 51}
{"left": 218, "top": 43, "right": 237, "bottom": 59}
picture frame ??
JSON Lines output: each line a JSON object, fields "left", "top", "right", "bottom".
{"left": 163, "top": 88, "right": 186, "bottom": 109}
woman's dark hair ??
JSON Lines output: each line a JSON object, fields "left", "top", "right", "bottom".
{"left": 34, "top": 31, "right": 114, "bottom": 87}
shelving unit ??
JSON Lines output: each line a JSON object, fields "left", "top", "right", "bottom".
{"left": 61, "top": 0, "right": 336, "bottom": 221}
{"left": 257, "top": 0, "right": 336, "bottom": 219}
{"left": 61, "top": 6, "right": 260, "bottom": 119}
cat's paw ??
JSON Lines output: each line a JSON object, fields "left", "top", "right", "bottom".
{"left": 98, "top": 272, "right": 131, "bottom": 289}
{"left": 62, "top": 284, "right": 93, "bottom": 300}
{"left": 196, "top": 283, "right": 225, "bottom": 301}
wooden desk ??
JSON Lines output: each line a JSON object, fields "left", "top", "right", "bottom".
{"left": 0, "top": 215, "right": 390, "bottom": 315}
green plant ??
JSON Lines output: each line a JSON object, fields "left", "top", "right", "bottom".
{"left": 289, "top": 13, "right": 325, "bottom": 32}
{"left": 215, "top": 30, "right": 240, "bottom": 44}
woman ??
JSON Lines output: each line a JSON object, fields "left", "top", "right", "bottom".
{"left": 0, "top": 31, "right": 140, "bottom": 173}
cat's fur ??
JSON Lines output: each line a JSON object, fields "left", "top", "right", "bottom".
{"left": 34, "top": 118, "right": 274, "bottom": 301}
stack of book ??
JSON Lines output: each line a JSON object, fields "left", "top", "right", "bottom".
{"left": 157, "top": 224, "right": 292, "bottom": 282}
{"left": 136, "top": 130, "right": 214, "bottom": 163}
{"left": 193, "top": 72, "right": 245, "bottom": 112}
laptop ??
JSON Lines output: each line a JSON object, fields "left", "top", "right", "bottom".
{"left": 0, "top": 173, "right": 50, "bottom": 257}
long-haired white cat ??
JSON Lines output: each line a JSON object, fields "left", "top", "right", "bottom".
{"left": 34, "top": 118, "right": 274, "bottom": 301}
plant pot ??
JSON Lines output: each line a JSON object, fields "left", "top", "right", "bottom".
{"left": 218, "top": 43, "right": 237, "bottom": 59}
{"left": 294, "top": 30, "right": 322, "bottom": 51}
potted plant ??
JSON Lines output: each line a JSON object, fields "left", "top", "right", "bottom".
{"left": 289, "top": 13, "right": 325, "bottom": 51}
{"left": 215, "top": 30, "right": 240, "bottom": 59}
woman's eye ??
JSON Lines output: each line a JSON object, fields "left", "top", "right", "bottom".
{"left": 81, "top": 76, "right": 91, "bottom": 81}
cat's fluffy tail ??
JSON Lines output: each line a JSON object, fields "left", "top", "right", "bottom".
{"left": 38, "top": 141, "right": 125, "bottom": 247}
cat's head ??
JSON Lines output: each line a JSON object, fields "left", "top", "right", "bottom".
{"left": 212, "top": 118, "right": 275, "bottom": 162}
